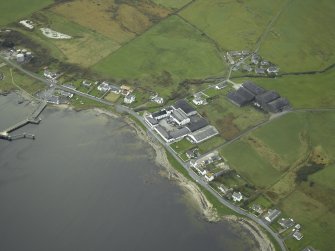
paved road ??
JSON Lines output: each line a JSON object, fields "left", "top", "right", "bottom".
{"left": 1, "top": 54, "right": 287, "bottom": 251}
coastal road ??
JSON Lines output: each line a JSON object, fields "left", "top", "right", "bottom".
{"left": 0, "top": 55, "right": 287, "bottom": 251}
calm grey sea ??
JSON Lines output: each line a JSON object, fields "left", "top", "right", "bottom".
{"left": 0, "top": 93, "right": 257, "bottom": 251}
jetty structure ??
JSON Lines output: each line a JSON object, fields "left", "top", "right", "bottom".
{"left": 0, "top": 101, "right": 47, "bottom": 141}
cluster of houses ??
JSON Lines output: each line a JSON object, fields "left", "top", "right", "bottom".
{"left": 144, "top": 99, "right": 219, "bottom": 144}
{"left": 227, "top": 81, "right": 290, "bottom": 113}
{"left": 256, "top": 208, "right": 304, "bottom": 241}
{"left": 226, "top": 51, "right": 279, "bottom": 75}
{"left": 190, "top": 151, "right": 246, "bottom": 203}
{"left": 96, "top": 81, "right": 136, "bottom": 104}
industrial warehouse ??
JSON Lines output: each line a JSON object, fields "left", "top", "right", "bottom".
{"left": 227, "top": 81, "right": 290, "bottom": 113}
{"left": 144, "top": 99, "right": 219, "bottom": 144}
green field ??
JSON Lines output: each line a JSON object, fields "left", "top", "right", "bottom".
{"left": 93, "top": 15, "right": 226, "bottom": 96}
{"left": 221, "top": 141, "right": 281, "bottom": 188}
{"left": 180, "top": 0, "right": 285, "bottom": 50}
{"left": 151, "top": 0, "right": 191, "bottom": 9}
{"left": 0, "top": 66, "right": 45, "bottom": 94}
{"left": 221, "top": 111, "right": 335, "bottom": 250}
{"left": 0, "top": 0, "right": 53, "bottom": 26}
{"left": 259, "top": 0, "right": 335, "bottom": 72}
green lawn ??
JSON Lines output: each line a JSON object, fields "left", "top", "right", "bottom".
{"left": 180, "top": 0, "right": 285, "bottom": 50}
{"left": 259, "top": 0, "right": 335, "bottom": 72}
{"left": 0, "top": 0, "right": 53, "bottom": 26}
{"left": 310, "top": 164, "right": 335, "bottom": 190}
{"left": 93, "top": 15, "right": 226, "bottom": 96}
{"left": 170, "top": 138, "right": 194, "bottom": 154}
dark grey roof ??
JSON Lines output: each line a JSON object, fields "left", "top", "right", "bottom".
{"left": 187, "top": 115, "right": 209, "bottom": 132}
{"left": 256, "top": 90, "right": 280, "bottom": 105}
{"left": 174, "top": 99, "right": 196, "bottom": 115}
{"left": 242, "top": 81, "right": 266, "bottom": 95}
{"left": 170, "top": 127, "right": 190, "bottom": 139}
{"left": 227, "top": 92, "right": 248, "bottom": 106}
{"left": 152, "top": 110, "right": 167, "bottom": 118}
{"left": 266, "top": 97, "right": 290, "bottom": 113}
{"left": 227, "top": 87, "right": 255, "bottom": 106}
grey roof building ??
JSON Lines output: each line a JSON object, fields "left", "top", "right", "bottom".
{"left": 170, "top": 127, "right": 190, "bottom": 140}
{"left": 187, "top": 115, "right": 209, "bottom": 132}
{"left": 173, "top": 99, "right": 197, "bottom": 116}
{"left": 188, "top": 125, "right": 219, "bottom": 143}
{"left": 267, "top": 97, "right": 290, "bottom": 113}
{"left": 242, "top": 81, "right": 266, "bottom": 96}
{"left": 152, "top": 110, "right": 168, "bottom": 120}
{"left": 227, "top": 87, "right": 255, "bottom": 107}
{"left": 171, "top": 108, "right": 190, "bottom": 125}
{"left": 264, "top": 209, "right": 281, "bottom": 223}
{"left": 255, "top": 90, "right": 280, "bottom": 107}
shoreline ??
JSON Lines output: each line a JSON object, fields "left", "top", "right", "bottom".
{"left": 3, "top": 90, "right": 276, "bottom": 251}
{"left": 123, "top": 115, "right": 276, "bottom": 251}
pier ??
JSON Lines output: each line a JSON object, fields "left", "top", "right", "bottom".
{"left": 0, "top": 101, "right": 46, "bottom": 141}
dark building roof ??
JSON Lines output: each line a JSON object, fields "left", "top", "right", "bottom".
{"left": 242, "top": 81, "right": 266, "bottom": 96}
{"left": 187, "top": 115, "right": 209, "bottom": 132}
{"left": 173, "top": 99, "right": 196, "bottom": 115}
{"left": 256, "top": 90, "right": 280, "bottom": 106}
{"left": 227, "top": 87, "right": 255, "bottom": 107}
{"left": 152, "top": 110, "right": 167, "bottom": 119}
{"left": 266, "top": 97, "right": 290, "bottom": 113}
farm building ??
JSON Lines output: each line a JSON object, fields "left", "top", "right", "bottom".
{"left": 169, "top": 127, "right": 190, "bottom": 141}
{"left": 227, "top": 87, "right": 255, "bottom": 107}
{"left": 173, "top": 99, "right": 197, "bottom": 116}
{"left": 242, "top": 81, "right": 266, "bottom": 96}
{"left": 186, "top": 115, "right": 209, "bottom": 132}
{"left": 255, "top": 90, "right": 280, "bottom": 108}
{"left": 293, "top": 231, "right": 303, "bottom": 241}
{"left": 188, "top": 125, "right": 219, "bottom": 143}
{"left": 266, "top": 97, "right": 290, "bottom": 113}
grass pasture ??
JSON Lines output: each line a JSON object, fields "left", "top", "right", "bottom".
{"left": 221, "top": 111, "right": 335, "bottom": 250}
{"left": 93, "top": 15, "right": 226, "bottom": 96}
{"left": 180, "top": 0, "right": 285, "bottom": 50}
{"left": 0, "top": 66, "right": 45, "bottom": 95}
{"left": 259, "top": 0, "right": 335, "bottom": 72}
{"left": 221, "top": 141, "right": 281, "bottom": 188}
{"left": 0, "top": 0, "right": 53, "bottom": 26}
{"left": 51, "top": 0, "right": 171, "bottom": 44}
{"left": 151, "top": 0, "right": 192, "bottom": 9}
